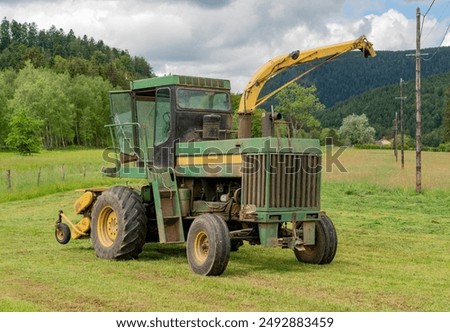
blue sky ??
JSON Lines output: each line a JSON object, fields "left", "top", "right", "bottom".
{"left": 0, "top": 0, "right": 448, "bottom": 91}
{"left": 345, "top": 0, "right": 447, "bottom": 19}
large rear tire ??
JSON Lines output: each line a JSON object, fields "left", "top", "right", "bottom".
{"left": 295, "top": 212, "right": 337, "bottom": 265}
{"left": 91, "top": 186, "right": 147, "bottom": 260}
{"left": 186, "top": 214, "right": 231, "bottom": 276}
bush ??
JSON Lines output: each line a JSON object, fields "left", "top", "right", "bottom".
{"left": 437, "top": 142, "right": 450, "bottom": 152}
{"left": 354, "top": 143, "right": 388, "bottom": 150}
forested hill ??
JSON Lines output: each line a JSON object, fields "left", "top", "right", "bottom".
{"left": 0, "top": 19, "right": 155, "bottom": 150}
{"left": 265, "top": 46, "right": 450, "bottom": 108}
{"left": 314, "top": 72, "right": 450, "bottom": 146}
{"left": 0, "top": 18, "right": 153, "bottom": 88}
{"left": 262, "top": 45, "right": 450, "bottom": 147}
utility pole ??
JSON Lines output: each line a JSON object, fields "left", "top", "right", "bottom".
{"left": 393, "top": 112, "right": 398, "bottom": 162}
{"left": 395, "top": 78, "right": 406, "bottom": 169}
{"left": 415, "top": 7, "right": 422, "bottom": 193}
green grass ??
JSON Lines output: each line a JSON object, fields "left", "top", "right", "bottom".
{"left": 0, "top": 150, "right": 144, "bottom": 202}
{"left": 0, "top": 149, "right": 449, "bottom": 312}
{"left": 322, "top": 147, "right": 450, "bottom": 189}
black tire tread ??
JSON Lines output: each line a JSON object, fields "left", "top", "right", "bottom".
{"left": 319, "top": 212, "right": 338, "bottom": 264}
{"left": 186, "top": 213, "right": 230, "bottom": 276}
{"left": 210, "top": 214, "right": 231, "bottom": 275}
{"left": 295, "top": 212, "right": 337, "bottom": 265}
{"left": 91, "top": 186, "right": 147, "bottom": 260}
{"left": 55, "top": 223, "right": 71, "bottom": 245}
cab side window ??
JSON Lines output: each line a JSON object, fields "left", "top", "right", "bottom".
{"left": 155, "top": 88, "right": 171, "bottom": 145}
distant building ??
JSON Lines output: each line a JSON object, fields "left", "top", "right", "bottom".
{"left": 375, "top": 137, "right": 392, "bottom": 147}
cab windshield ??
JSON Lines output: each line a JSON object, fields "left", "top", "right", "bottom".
{"left": 176, "top": 88, "right": 230, "bottom": 112}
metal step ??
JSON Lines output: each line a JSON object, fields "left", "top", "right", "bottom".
{"left": 149, "top": 168, "right": 185, "bottom": 243}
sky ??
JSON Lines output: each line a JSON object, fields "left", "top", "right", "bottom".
{"left": 1, "top": 0, "right": 449, "bottom": 92}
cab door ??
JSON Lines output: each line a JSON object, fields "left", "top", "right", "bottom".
{"left": 109, "top": 91, "right": 155, "bottom": 164}
{"left": 109, "top": 91, "right": 137, "bottom": 158}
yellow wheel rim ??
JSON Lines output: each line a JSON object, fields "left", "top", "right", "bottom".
{"left": 193, "top": 231, "right": 209, "bottom": 264}
{"left": 97, "top": 206, "right": 118, "bottom": 247}
{"left": 56, "top": 228, "right": 64, "bottom": 241}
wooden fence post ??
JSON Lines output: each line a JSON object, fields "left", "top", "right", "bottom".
{"left": 37, "top": 167, "right": 42, "bottom": 186}
{"left": 6, "top": 169, "right": 12, "bottom": 192}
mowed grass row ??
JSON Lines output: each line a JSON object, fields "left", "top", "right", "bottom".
{"left": 0, "top": 149, "right": 449, "bottom": 311}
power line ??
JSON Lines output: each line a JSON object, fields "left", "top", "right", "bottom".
{"left": 418, "top": 0, "right": 449, "bottom": 61}
{"left": 421, "top": 1, "right": 450, "bottom": 43}
{"left": 423, "top": 0, "right": 437, "bottom": 17}
{"left": 421, "top": 0, "right": 437, "bottom": 37}
{"left": 438, "top": 22, "right": 450, "bottom": 46}
{"left": 422, "top": 23, "right": 449, "bottom": 61}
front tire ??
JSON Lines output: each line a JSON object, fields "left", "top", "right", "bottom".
{"left": 91, "top": 186, "right": 147, "bottom": 260}
{"left": 55, "top": 223, "right": 71, "bottom": 245}
{"left": 295, "top": 212, "right": 337, "bottom": 265}
{"left": 186, "top": 214, "right": 231, "bottom": 276}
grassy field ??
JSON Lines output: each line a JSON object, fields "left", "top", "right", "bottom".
{"left": 0, "top": 148, "right": 449, "bottom": 312}
{"left": 0, "top": 150, "right": 132, "bottom": 202}
{"left": 322, "top": 147, "right": 450, "bottom": 189}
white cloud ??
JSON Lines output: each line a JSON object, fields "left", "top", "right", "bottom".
{"left": 362, "top": 9, "right": 415, "bottom": 50}
{"left": 443, "top": 32, "right": 450, "bottom": 47}
{"left": 0, "top": 0, "right": 448, "bottom": 92}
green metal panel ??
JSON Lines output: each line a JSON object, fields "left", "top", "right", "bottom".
{"left": 118, "top": 166, "right": 147, "bottom": 179}
{"left": 258, "top": 224, "right": 279, "bottom": 247}
{"left": 176, "top": 137, "right": 321, "bottom": 156}
{"left": 256, "top": 210, "right": 319, "bottom": 248}
{"left": 254, "top": 209, "right": 320, "bottom": 222}
{"left": 175, "top": 164, "right": 242, "bottom": 178}
{"left": 131, "top": 75, "right": 231, "bottom": 91}
{"left": 175, "top": 137, "right": 321, "bottom": 178}
{"left": 141, "top": 186, "right": 152, "bottom": 203}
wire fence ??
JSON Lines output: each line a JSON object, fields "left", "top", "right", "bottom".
{"left": 2, "top": 164, "right": 98, "bottom": 192}
{"left": 0, "top": 163, "right": 123, "bottom": 203}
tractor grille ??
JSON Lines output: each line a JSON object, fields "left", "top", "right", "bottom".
{"left": 242, "top": 154, "right": 321, "bottom": 208}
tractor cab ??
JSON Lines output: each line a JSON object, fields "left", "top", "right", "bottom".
{"left": 107, "top": 75, "right": 233, "bottom": 172}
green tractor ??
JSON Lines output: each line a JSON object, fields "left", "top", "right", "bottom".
{"left": 55, "top": 36, "right": 376, "bottom": 275}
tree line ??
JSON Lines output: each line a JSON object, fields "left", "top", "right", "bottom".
{"left": 0, "top": 63, "right": 114, "bottom": 150}
{"left": 0, "top": 18, "right": 153, "bottom": 88}
{"left": 0, "top": 18, "right": 157, "bottom": 151}
{"left": 315, "top": 73, "right": 450, "bottom": 147}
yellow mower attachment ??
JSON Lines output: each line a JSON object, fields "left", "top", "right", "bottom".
{"left": 74, "top": 191, "right": 94, "bottom": 214}
{"left": 54, "top": 189, "right": 105, "bottom": 245}
{"left": 55, "top": 211, "right": 91, "bottom": 244}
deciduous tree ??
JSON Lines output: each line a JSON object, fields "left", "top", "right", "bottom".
{"left": 338, "top": 114, "right": 375, "bottom": 145}
{"left": 274, "top": 83, "right": 324, "bottom": 137}
{"left": 5, "top": 108, "right": 43, "bottom": 154}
